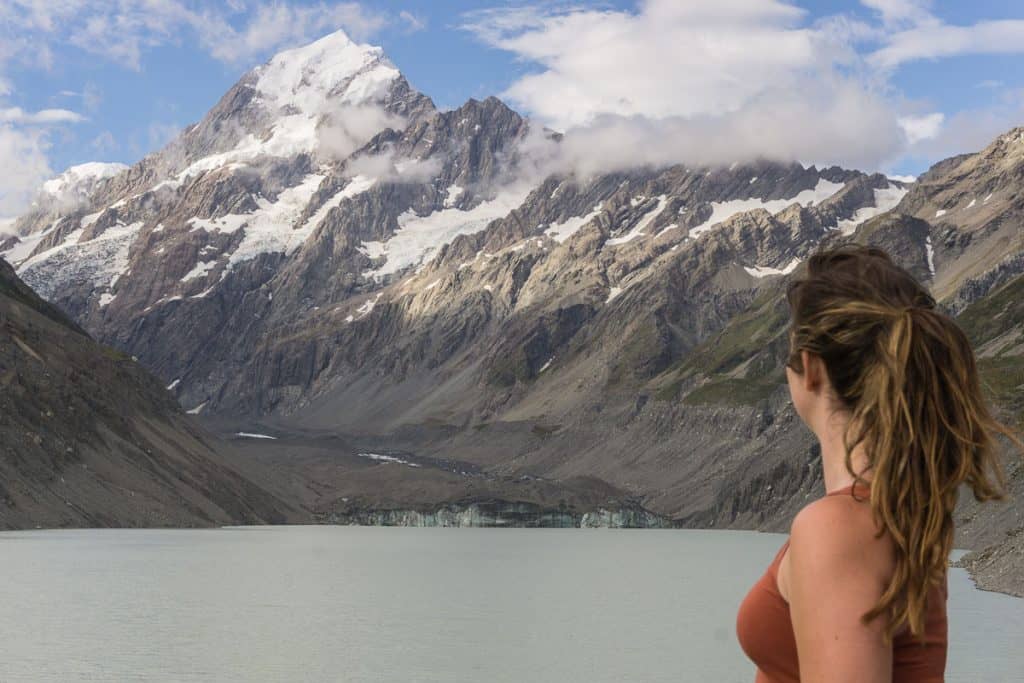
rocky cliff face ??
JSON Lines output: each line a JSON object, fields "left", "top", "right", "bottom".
{"left": 0, "top": 258, "right": 294, "bottom": 528}
{"left": 3, "top": 30, "right": 1022, "bottom": 579}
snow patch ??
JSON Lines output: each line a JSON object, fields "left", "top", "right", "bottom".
{"left": 743, "top": 257, "right": 801, "bottom": 278}
{"left": 538, "top": 357, "right": 554, "bottom": 373}
{"left": 926, "top": 235, "right": 935, "bottom": 276}
{"left": 187, "top": 174, "right": 326, "bottom": 267}
{"left": 606, "top": 286, "right": 623, "bottom": 303}
{"left": 357, "top": 452, "right": 421, "bottom": 467}
{"left": 191, "top": 285, "right": 217, "bottom": 299}
{"left": 607, "top": 195, "right": 669, "bottom": 246}
{"left": 835, "top": 184, "right": 908, "bottom": 236}
{"left": 302, "top": 175, "right": 377, "bottom": 233}
{"left": 18, "top": 222, "right": 143, "bottom": 301}
{"left": 965, "top": 198, "right": 977, "bottom": 209}
{"left": 186, "top": 402, "right": 206, "bottom": 415}
{"left": 443, "top": 184, "right": 465, "bottom": 208}
{"left": 1, "top": 223, "right": 55, "bottom": 265}
{"left": 188, "top": 213, "right": 249, "bottom": 234}
{"left": 80, "top": 209, "right": 105, "bottom": 228}
{"left": 935, "top": 209, "right": 947, "bottom": 218}
{"left": 236, "top": 432, "right": 277, "bottom": 440}
{"left": 167, "top": 379, "right": 180, "bottom": 391}
{"left": 362, "top": 183, "right": 533, "bottom": 279}
{"left": 181, "top": 260, "right": 218, "bottom": 282}
{"left": 690, "top": 179, "right": 845, "bottom": 238}
{"left": 355, "top": 292, "right": 382, "bottom": 318}
{"left": 545, "top": 204, "right": 602, "bottom": 244}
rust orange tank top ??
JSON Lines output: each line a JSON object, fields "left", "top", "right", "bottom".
{"left": 735, "top": 484, "right": 948, "bottom": 682}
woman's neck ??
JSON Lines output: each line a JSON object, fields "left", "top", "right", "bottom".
{"left": 814, "top": 408, "right": 872, "bottom": 493}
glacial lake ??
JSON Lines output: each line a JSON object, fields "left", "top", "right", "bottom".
{"left": 1, "top": 527, "right": 1022, "bottom": 682}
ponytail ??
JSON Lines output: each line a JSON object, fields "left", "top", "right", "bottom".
{"left": 786, "top": 245, "right": 1022, "bottom": 642}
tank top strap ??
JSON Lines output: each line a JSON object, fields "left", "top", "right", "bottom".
{"left": 824, "top": 482, "right": 871, "bottom": 498}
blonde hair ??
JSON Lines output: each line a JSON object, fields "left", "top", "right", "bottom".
{"left": 786, "top": 244, "right": 1022, "bottom": 642}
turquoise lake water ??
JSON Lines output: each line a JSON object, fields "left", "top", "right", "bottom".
{"left": 0, "top": 526, "right": 1021, "bottom": 682}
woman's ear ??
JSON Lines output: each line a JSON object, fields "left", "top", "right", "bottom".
{"left": 801, "top": 350, "right": 823, "bottom": 393}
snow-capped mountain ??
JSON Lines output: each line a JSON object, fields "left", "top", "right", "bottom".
{"left": 4, "top": 31, "right": 1023, "bottom": 563}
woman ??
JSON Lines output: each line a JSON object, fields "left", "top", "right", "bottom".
{"left": 736, "top": 245, "right": 1021, "bottom": 682}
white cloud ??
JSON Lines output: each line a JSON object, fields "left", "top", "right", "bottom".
{"left": 90, "top": 130, "right": 118, "bottom": 152}
{"left": 344, "top": 148, "right": 443, "bottom": 184}
{"left": 464, "top": 0, "right": 1024, "bottom": 175}
{"left": 902, "top": 99, "right": 1024, "bottom": 163}
{"left": 871, "top": 20, "right": 1024, "bottom": 69}
{"left": 863, "top": 0, "right": 1024, "bottom": 70}
{"left": 200, "top": 3, "right": 388, "bottom": 65}
{"left": 315, "top": 105, "right": 408, "bottom": 163}
{"left": 399, "top": 10, "right": 426, "bottom": 33}
{"left": 0, "top": 125, "right": 53, "bottom": 218}
{"left": 0, "top": 81, "right": 86, "bottom": 217}
{"left": 465, "top": 1, "right": 827, "bottom": 130}
{"left": 463, "top": 0, "right": 907, "bottom": 172}
{"left": 0, "top": 1, "right": 390, "bottom": 71}
{"left": 61, "top": 82, "right": 104, "bottom": 111}
{"left": 0, "top": 107, "right": 85, "bottom": 124}
{"left": 860, "top": 0, "right": 935, "bottom": 28}
{"left": 898, "top": 112, "right": 944, "bottom": 144}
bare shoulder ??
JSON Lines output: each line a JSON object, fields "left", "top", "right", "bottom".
{"left": 790, "top": 492, "right": 893, "bottom": 584}
{"left": 778, "top": 492, "right": 893, "bottom": 600}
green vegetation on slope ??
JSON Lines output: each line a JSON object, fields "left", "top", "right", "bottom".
{"left": 653, "top": 285, "right": 790, "bottom": 406}
{"left": 956, "top": 273, "right": 1024, "bottom": 426}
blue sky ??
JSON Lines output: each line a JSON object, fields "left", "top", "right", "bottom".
{"left": 1, "top": 0, "right": 1023, "bottom": 217}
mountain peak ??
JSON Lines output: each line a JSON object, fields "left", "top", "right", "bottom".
{"left": 254, "top": 30, "right": 400, "bottom": 110}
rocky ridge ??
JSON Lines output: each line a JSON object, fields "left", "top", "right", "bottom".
{"left": 0, "top": 258, "right": 294, "bottom": 528}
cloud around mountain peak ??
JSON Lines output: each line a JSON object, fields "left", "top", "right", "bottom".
{"left": 462, "top": 0, "right": 1024, "bottom": 175}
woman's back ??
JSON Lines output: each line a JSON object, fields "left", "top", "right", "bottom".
{"left": 737, "top": 484, "right": 948, "bottom": 682}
